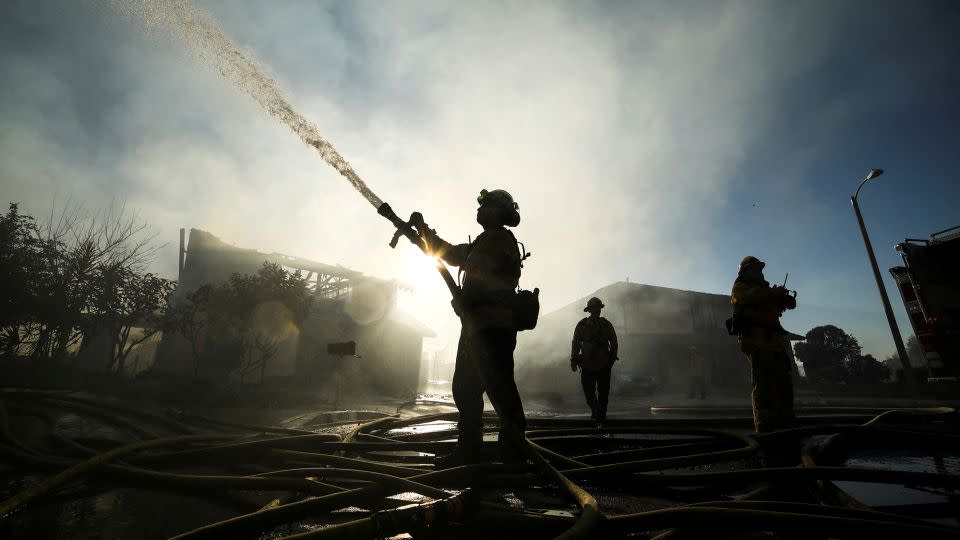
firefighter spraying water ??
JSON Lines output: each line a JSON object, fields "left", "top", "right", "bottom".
{"left": 111, "top": 0, "right": 464, "bottom": 306}
{"left": 112, "top": 1, "right": 470, "bottom": 297}
{"left": 113, "top": 0, "right": 543, "bottom": 466}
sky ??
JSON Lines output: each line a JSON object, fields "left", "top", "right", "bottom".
{"left": 1, "top": 0, "right": 958, "bottom": 362}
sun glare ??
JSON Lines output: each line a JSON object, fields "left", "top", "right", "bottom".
{"left": 403, "top": 244, "right": 447, "bottom": 294}
{"left": 396, "top": 243, "right": 459, "bottom": 353}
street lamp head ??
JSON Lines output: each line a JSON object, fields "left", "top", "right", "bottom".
{"left": 853, "top": 168, "right": 885, "bottom": 200}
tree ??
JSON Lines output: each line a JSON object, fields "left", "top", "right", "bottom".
{"left": 794, "top": 325, "right": 862, "bottom": 384}
{"left": 173, "top": 262, "right": 313, "bottom": 383}
{"left": 96, "top": 268, "right": 176, "bottom": 374}
{"left": 33, "top": 202, "right": 160, "bottom": 361}
{"left": 1, "top": 201, "right": 166, "bottom": 364}
{"left": 882, "top": 335, "right": 927, "bottom": 383}
{"left": 228, "top": 263, "right": 312, "bottom": 384}
{"left": 843, "top": 354, "right": 889, "bottom": 384}
{"left": 175, "top": 285, "right": 212, "bottom": 378}
{"left": 0, "top": 204, "right": 49, "bottom": 356}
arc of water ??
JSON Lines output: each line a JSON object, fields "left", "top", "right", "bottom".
{"left": 111, "top": 0, "right": 383, "bottom": 209}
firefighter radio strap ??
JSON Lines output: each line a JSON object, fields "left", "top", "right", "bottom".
{"left": 507, "top": 229, "right": 540, "bottom": 331}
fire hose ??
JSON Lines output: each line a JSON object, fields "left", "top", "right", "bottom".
{"left": 1, "top": 389, "right": 958, "bottom": 539}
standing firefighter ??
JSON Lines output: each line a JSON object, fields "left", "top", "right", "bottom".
{"left": 429, "top": 189, "right": 527, "bottom": 466}
{"left": 571, "top": 297, "right": 619, "bottom": 423}
{"left": 730, "top": 256, "right": 797, "bottom": 432}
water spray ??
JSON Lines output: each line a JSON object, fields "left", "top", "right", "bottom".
{"left": 111, "top": 0, "right": 460, "bottom": 301}
{"left": 110, "top": 0, "right": 382, "bottom": 207}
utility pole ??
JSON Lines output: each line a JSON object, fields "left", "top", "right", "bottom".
{"left": 851, "top": 169, "right": 916, "bottom": 390}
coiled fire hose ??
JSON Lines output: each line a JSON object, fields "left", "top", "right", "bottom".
{"left": 1, "top": 388, "right": 958, "bottom": 539}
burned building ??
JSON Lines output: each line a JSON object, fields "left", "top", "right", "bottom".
{"left": 154, "top": 229, "right": 433, "bottom": 398}
{"left": 517, "top": 281, "right": 751, "bottom": 398}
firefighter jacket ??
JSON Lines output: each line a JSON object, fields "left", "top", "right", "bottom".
{"left": 571, "top": 316, "right": 618, "bottom": 373}
{"left": 730, "top": 277, "right": 793, "bottom": 353}
{"left": 435, "top": 227, "right": 521, "bottom": 333}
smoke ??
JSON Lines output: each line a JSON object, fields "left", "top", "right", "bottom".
{"left": 0, "top": 0, "right": 807, "bottom": 362}
{"left": 109, "top": 0, "right": 382, "bottom": 208}
{"left": 4, "top": 1, "right": 950, "bottom": 363}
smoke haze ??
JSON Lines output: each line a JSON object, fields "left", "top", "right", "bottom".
{"left": 2, "top": 0, "right": 959, "bottom": 363}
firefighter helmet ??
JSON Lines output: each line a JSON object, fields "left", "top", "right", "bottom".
{"left": 739, "top": 256, "right": 765, "bottom": 273}
{"left": 584, "top": 297, "right": 605, "bottom": 312}
{"left": 478, "top": 189, "right": 518, "bottom": 209}
{"left": 477, "top": 189, "right": 520, "bottom": 227}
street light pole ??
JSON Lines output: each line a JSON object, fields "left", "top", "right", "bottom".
{"left": 851, "top": 169, "right": 916, "bottom": 390}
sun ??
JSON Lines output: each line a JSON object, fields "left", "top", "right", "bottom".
{"left": 396, "top": 243, "right": 461, "bottom": 348}
{"left": 400, "top": 244, "right": 450, "bottom": 300}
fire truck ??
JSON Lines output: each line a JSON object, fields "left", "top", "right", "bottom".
{"left": 889, "top": 225, "right": 960, "bottom": 380}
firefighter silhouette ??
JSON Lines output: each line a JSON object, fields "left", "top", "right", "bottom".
{"left": 571, "top": 297, "right": 619, "bottom": 423}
